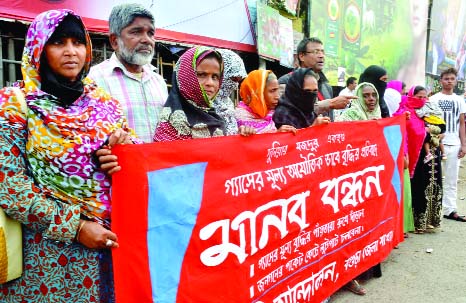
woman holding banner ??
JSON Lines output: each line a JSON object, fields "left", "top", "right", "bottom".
{"left": 98, "top": 46, "right": 257, "bottom": 173}
{"left": 236, "top": 69, "right": 299, "bottom": 134}
{"left": 359, "top": 65, "right": 389, "bottom": 118}
{"left": 273, "top": 68, "right": 330, "bottom": 129}
{"left": 336, "top": 82, "right": 384, "bottom": 293}
{"left": 236, "top": 69, "right": 280, "bottom": 134}
{"left": 393, "top": 86, "right": 443, "bottom": 233}
{"left": 153, "top": 46, "right": 230, "bottom": 141}
{"left": 213, "top": 49, "right": 247, "bottom": 135}
{"left": 0, "top": 9, "right": 134, "bottom": 302}
{"left": 335, "top": 82, "right": 381, "bottom": 122}
{"left": 273, "top": 69, "right": 364, "bottom": 299}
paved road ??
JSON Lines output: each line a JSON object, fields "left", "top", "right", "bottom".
{"left": 330, "top": 160, "right": 466, "bottom": 303}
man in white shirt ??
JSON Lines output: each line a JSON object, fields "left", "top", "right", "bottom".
{"left": 430, "top": 68, "right": 466, "bottom": 221}
{"left": 338, "top": 77, "right": 357, "bottom": 96}
{"left": 334, "top": 77, "right": 357, "bottom": 118}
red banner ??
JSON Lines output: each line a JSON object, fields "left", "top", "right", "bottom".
{"left": 111, "top": 116, "right": 405, "bottom": 303}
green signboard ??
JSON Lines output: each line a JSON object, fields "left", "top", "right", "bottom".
{"left": 311, "top": 0, "right": 428, "bottom": 88}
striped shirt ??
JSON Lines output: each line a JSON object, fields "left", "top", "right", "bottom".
{"left": 430, "top": 92, "right": 466, "bottom": 145}
{"left": 89, "top": 53, "right": 168, "bottom": 142}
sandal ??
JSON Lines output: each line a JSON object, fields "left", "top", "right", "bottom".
{"left": 344, "top": 280, "right": 366, "bottom": 296}
{"left": 414, "top": 228, "right": 424, "bottom": 234}
{"left": 443, "top": 212, "right": 466, "bottom": 222}
{"left": 424, "top": 225, "right": 436, "bottom": 233}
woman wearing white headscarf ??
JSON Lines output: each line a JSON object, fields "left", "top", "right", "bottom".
{"left": 212, "top": 49, "right": 247, "bottom": 135}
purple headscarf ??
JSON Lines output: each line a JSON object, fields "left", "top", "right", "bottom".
{"left": 387, "top": 80, "right": 403, "bottom": 93}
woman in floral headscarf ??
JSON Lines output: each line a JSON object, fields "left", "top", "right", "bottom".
{"left": 99, "top": 47, "right": 252, "bottom": 173}
{"left": 213, "top": 49, "right": 247, "bottom": 135}
{"left": 153, "top": 46, "right": 226, "bottom": 141}
{"left": 0, "top": 9, "right": 134, "bottom": 302}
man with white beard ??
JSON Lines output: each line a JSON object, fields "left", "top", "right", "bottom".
{"left": 89, "top": 3, "right": 168, "bottom": 142}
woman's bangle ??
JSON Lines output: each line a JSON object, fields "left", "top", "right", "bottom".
{"left": 75, "top": 220, "right": 87, "bottom": 243}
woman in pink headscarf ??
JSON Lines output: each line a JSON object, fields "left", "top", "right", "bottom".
{"left": 385, "top": 80, "right": 406, "bottom": 116}
{"left": 394, "top": 86, "right": 442, "bottom": 233}
{"left": 385, "top": 80, "right": 414, "bottom": 235}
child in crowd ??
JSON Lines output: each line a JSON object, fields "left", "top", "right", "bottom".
{"left": 415, "top": 99, "right": 446, "bottom": 163}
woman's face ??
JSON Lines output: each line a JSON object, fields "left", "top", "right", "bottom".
{"left": 302, "top": 75, "right": 318, "bottom": 92}
{"left": 414, "top": 89, "right": 427, "bottom": 99}
{"left": 44, "top": 37, "right": 86, "bottom": 82}
{"left": 379, "top": 74, "right": 388, "bottom": 82}
{"left": 401, "top": 85, "right": 407, "bottom": 95}
{"left": 196, "top": 57, "right": 221, "bottom": 99}
{"left": 264, "top": 78, "right": 280, "bottom": 110}
{"left": 361, "top": 85, "right": 378, "bottom": 111}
